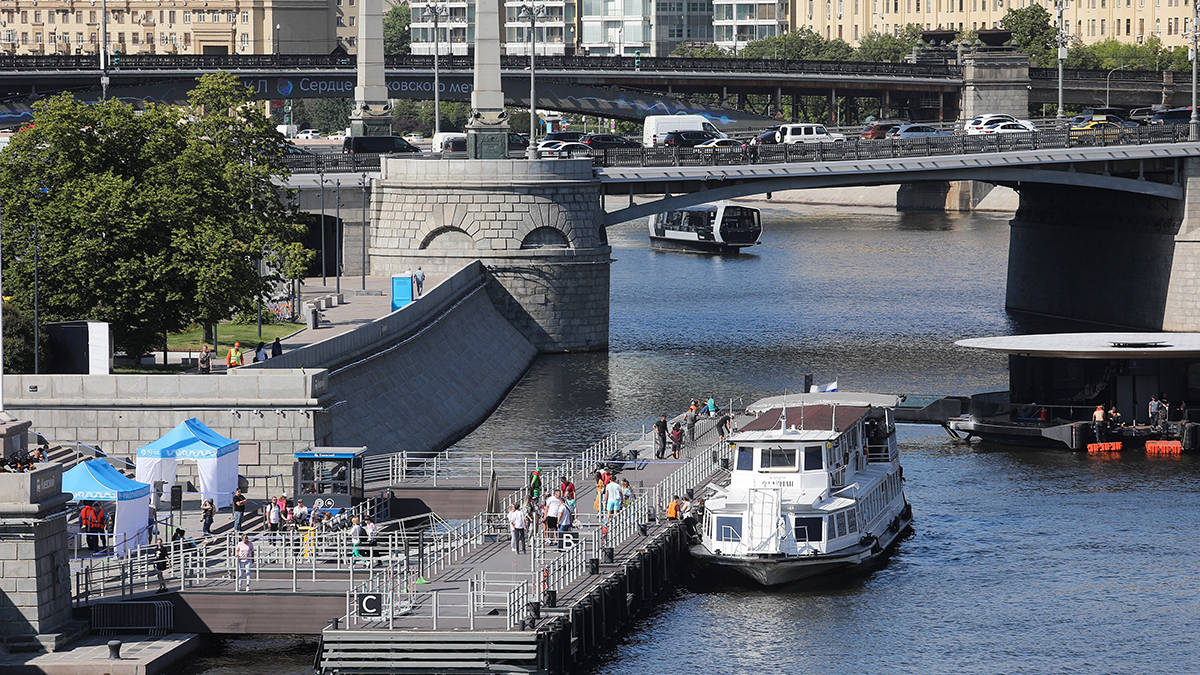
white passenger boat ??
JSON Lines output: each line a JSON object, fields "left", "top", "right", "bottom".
{"left": 648, "top": 202, "right": 762, "bottom": 254}
{"left": 691, "top": 392, "right": 912, "bottom": 586}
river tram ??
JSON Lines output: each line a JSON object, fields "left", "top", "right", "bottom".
{"left": 691, "top": 392, "right": 912, "bottom": 586}
{"left": 648, "top": 202, "right": 762, "bottom": 254}
{"left": 949, "top": 333, "right": 1200, "bottom": 451}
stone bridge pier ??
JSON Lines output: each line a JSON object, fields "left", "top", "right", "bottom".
{"left": 1006, "top": 157, "right": 1200, "bottom": 330}
{"left": 370, "top": 158, "right": 610, "bottom": 352}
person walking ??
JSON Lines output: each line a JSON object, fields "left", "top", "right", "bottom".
{"left": 271, "top": 337, "right": 283, "bottom": 358}
{"left": 231, "top": 489, "right": 247, "bottom": 533}
{"left": 670, "top": 422, "right": 683, "bottom": 460}
{"left": 604, "top": 478, "right": 622, "bottom": 522}
{"left": 226, "top": 341, "right": 244, "bottom": 369}
{"left": 154, "top": 538, "right": 170, "bottom": 593}
{"left": 593, "top": 471, "right": 605, "bottom": 513}
{"left": 254, "top": 342, "right": 268, "bottom": 363}
{"left": 267, "top": 499, "right": 281, "bottom": 532}
{"left": 707, "top": 396, "right": 717, "bottom": 417}
{"left": 365, "top": 517, "right": 379, "bottom": 562}
{"left": 654, "top": 414, "right": 668, "bottom": 459}
{"left": 529, "top": 468, "right": 542, "bottom": 501}
{"left": 235, "top": 535, "right": 254, "bottom": 591}
{"left": 508, "top": 504, "right": 527, "bottom": 553}
{"left": 559, "top": 476, "right": 576, "bottom": 501}
{"left": 414, "top": 266, "right": 426, "bottom": 296}
{"left": 685, "top": 405, "right": 697, "bottom": 446}
{"left": 198, "top": 344, "right": 212, "bottom": 375}
{"left": 201, "top": 499, "right": 215, "bottom": 536}
{"left": 544, "top": 489, "right": 562, "bottom": 545}
{"left": 556, "top": 500, "right": 573, "bottom": 548}
{"left": 349, "top": 517, "right": 366, "bottom": 563}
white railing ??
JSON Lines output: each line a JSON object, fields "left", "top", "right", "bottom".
{"left": 652, "top": 438, "right": 732, "bottom": 518}
{"left": 499, "top": 432, "right": 625, "bottom": 512}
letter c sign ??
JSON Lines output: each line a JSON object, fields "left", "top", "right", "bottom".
{"left": 359, "top": 593, "right": 383, "bottom": 617}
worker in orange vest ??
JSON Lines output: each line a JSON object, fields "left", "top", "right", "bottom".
{"left": 666, "top": 496, "right": 680, "bottom": 521}
{"left": 226, "top": 341, "right": 244, "bottom": 369}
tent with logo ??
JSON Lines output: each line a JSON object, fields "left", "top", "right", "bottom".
{"left": 62, "top": 459, "right": 152, "bottom": 554}
{"left": 135, "top": 418, "right": 239, "bottom": 510}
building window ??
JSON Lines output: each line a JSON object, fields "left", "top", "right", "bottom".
{"left": 117, "top": 31, "right": 124, "bottom": 43}
{"left": 48, "top": 11, "right": 55, "bottom": 23}
{"left": 337, "top": 16, "right": 345, "bottom": 26}
{"left": 242, "top": 11, "right": 249, "bottom": 23}
{"left": 34, "top": 11, "right": 41, "bottom": 23}
{"left": 210, "top": 11, "right": 219, "bottom": 22}
{"left": 76, "top": 11, "right": 83, "bottom": 23}
{"left": 35, "top": 31, "right": 42, "bottom": 43}
{"left": 184, "top": 11, "right": 191, "bottom": 23}
{"left": 77, "top": 31, "right": 83, "bottom": 44}
{"left": 241, "top": 32, "right": 248, "bottom": 47}
{"left": 170, "top": 11, "right": 177, "bottom": 23}
{"left": 170, "top": 32, "right": 177, "bottom": 44}
{"left": 197, "top": 11, "right": 205, "bottom": 22}
{"left": 349, "top": 15, "right": 356, "bottom": 25}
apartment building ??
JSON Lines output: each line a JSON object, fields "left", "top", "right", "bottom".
{"left": 0, "top": 0, "right": 341, "bottom": 55}
{"left": 786, "top": 0, "right": 1197, "bottom": 50}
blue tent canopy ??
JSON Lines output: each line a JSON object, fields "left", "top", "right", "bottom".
{"left": 62, "top": 459, "right": 151, "bottom": 501}
{"left": 136, "top": 417, "right": 238, "bottom": 459}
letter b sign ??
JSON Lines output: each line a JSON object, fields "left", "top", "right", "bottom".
{"left": 359, "top": 593, "right": 383, "bottom": 617}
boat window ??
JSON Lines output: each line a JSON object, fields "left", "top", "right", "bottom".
{"left": 759, "top": 447, "right": 797, "bottom": 471}
{"left": 846, "top": 509, "right": 858, "bottom": 533}
{"left": 803, "top": 446, "right": 823, "bottom": 471}
{"left": 794, "top": 516, "right": 823, "bottom": 542}
{"left": 716, "top": 516, "right": 742, "bottom": 542}
{"left": 736, "top": 448, "right": 753, "bottom": 471}
{"left": 835, "top": 511, "right": 847, "bottom": 538}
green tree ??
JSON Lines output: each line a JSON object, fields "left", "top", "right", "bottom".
{"left": 0, "top": 73, "right": 310, "bottom": 357}
{"left": 384, "top": 5, "right": 412, "bottom": 55}
{"left": 740, "top": 28, "right": 854, "bottom": 61}
{"left": 855, "top": 25, "right": 924, "bottom": 62}
{"left": 671, "top": 42, "right": 729, "bottom": 57}
{"left": 307, "top": 98, "right": 352, "bottom": 134}
{"left": 1001, "top": 4, "right": 1058, "bottom": 66}
{"left": 2, "top": 302, "right": 50, "bottom": 374}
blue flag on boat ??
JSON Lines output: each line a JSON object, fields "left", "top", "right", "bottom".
{"left": 817, "top": 380, "right": 838, "bottom": 392}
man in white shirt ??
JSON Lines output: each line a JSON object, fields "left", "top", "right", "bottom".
{"left": 507, "top": 504, "right": 527, "bottom": 553}
{"left": 544, "top": 489, "right": 563, "bottom": 545}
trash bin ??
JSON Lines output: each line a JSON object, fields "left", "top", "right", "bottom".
{"left": 305, "top": 305, "right": 319, "bottom": 330}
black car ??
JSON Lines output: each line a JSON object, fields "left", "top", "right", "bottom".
{"left": 1148, "top": 108, "right": 1193, "bottom": 126}
{"left": 579, "top": 134, "right": 640, "bottom": 149}
{"left": 749, "top": 129, "right": 780, "bottom": 146}
{"left": 342, "top": 136, "right": 422, "bottom": 154}
{"left": 662, "top": 130, "right": 721, "bottom": 147}
{"left": 508, "top": 133, "right": 529, "bottom": 154}
{"left": 542, "top": 131, "right": 586, "bottom": 144}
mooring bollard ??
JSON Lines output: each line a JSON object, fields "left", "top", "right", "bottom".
{"left": 528, "top": 600, "right": 541, "bottom": 620}
{"left": 637, "top": 523, "right": 648, "bottom": 536}
{"left": 329, "top": 617, "right": 340, "bottom": 630}
{"left": 107, "top": 640, "right": 122, "bottom": 660}
{"left": 603, "top": 547, "right": 614, "bottom": 563}
{"left": 588, "top": 558, "right": 600, "bottom": 574}
{"left": 544, "top": 589, "right": 557, "bottom": 608}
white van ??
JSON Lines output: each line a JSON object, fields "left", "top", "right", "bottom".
{"left": 776, "top": 124, "right": 846, "bottom": 145}
{"left": 642, "top": 115, "right": 726, "bottom": 148}
{"left": 431, "top": 132, "right": 467, "bottom": 154}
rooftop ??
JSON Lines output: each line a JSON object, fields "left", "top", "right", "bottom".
{"left": 738, "top": 405, "right": 871, "bottom": 436}
{"left": 955, "top": 332, "right": 1200, "bottom": 358}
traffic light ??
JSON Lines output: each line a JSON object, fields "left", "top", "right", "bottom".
{"left": 112, "top": 48, "right": 121, "bottom": 66}
{"left": 634, "top": 50, "right": 641, "bottom": 69}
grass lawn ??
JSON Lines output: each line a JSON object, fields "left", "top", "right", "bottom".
{"left": 167, "top": 322, "right": 306, "bottom": 351}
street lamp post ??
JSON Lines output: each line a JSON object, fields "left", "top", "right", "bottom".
{"left": 1105, "top": 65, "right": 1129, "bottom": 107}
{"left": 32, "top": 220, "right": 38, "bottom": 375}
{"left": 359, "top": 172, "right": 368, "bottom": 291}
{"left": 1055, "top": 0, "right": 1068, "bottom": 123}
{"left": 519, "top": 3, "right": 546, "bottom": 160}
{"left": 275, "top": 23, "right": 281, "bottom": 55}
{"left": 319, "top": 171, "right": 327, "bottom": 286}
{"left": 424, "top": 5, "right": 447, "bottom": 136}
{"left": 1192, "top": 2, "right": 1200, "bottom": 140}
{"left": 335, "top": 179, "right": 342, "bottom": 296}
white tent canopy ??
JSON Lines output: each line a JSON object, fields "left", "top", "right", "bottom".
{"left": 62, "top": 459, "right": 152, "bottom": 555}
{"left": 135, "top": 418, "right": 239, "bottom": 510}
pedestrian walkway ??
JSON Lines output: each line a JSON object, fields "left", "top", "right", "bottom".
{"left": 0, "top": 633, "right": 201, "bottom": 675}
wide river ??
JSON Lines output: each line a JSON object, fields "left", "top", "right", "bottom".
{"left": 184, "top": 199, "right": 1200, "bottom": 674}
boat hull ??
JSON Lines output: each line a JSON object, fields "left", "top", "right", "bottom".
{"left": 649, "top": 236, "right": 752, "bottom": 255}
{"left": 689, "top": 512, "right": 913, "bottom": 586}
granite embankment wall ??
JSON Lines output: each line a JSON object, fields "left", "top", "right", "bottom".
{"left": 4, "top": 262, "right": 537, "bottom": 495}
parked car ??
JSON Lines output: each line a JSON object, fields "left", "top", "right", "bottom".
{"left": 776, "top": 123, "right": 846, "bottom": 144}
{"left": 296, "top": 129, "right": 322, "bottom": 140}
{"left": 978, "top": 121, "right": 1038, "bottom": 134}
{"left": 1148, "top": 107, "right": 1193, "bottom": 125}
{"left": 886, "top": 124, "right": 953, "bottom": 139}
{"left": 403, "top": 132, "right": 425, "bottom": 142}
{"left": 542, "top": 131, "right": 586, "bottom": 144}
{"left": 342, "top": 136, "right": 422, "bottom": 154}
{"left": 542, "top": 142, "right": 594, "bottom": 158}
{"left": 508, "top": 133, "right": 529, "bottom": 155}
{"left": 860, "top": 119, "right": 909, "bottom": 139}
{"left": 695, "top": 138, "right": 747, "bottom": 149}
{"left": 1069, "top": 113, "right": 1137, "bottom": 128}
{"left": 748, "top": 129, "right": 781, "bottom": 146}
{"left": 964, "top": 114, "right": 1029, "bottom": 134}
{"left": 662, "top": 130, "right": 722, "bottom": 147}
{"left": 1128, "top": 107, "right": 1161, "bottom": 124}
{"left": 579, "top": 134, "right": 641, "bottom": 149}
{"left": 1070, "top": 118, "right": 1133, "bottom": 144}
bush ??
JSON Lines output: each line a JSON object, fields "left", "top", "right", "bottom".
{"left": 232, "top": 309, "right": 277, "bottom": 326}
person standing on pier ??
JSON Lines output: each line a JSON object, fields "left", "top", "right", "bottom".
{"left": 707, "top": 397, "right": 717, "bottom": 417}
{"left": 559, "top": 476, "right": 576, "bottom": 501}
{"left": 508, "top": 504, "right": 527, "bottom": 553}
{"left": 604, "top": 478, "right": 622, "bottom": 522}
{"left": 717, "top": 411, "right": 731, "bottom": 441}
{"left": 593, "top": 472, "right": 605, "bottom": 513}
{"left": 226, "top": 341, "right": 244, "bottom": 369}
{"left": 529, "top": 468, "right": 542, "bottom": 501}
{"left": 654, "top": 414, "right": 668, "bottom": 459}
{"left": 670, "top": 423, "right": 683, "bottom": 459}
{"left": 198, "top": 345, "right": 212, "bottom": 375}
{"left": 154, "top": 539, "right": 170, "bottom": 593}
{"left": 231, "top": 489, "right": 247, "bottom": 533}
{"left": 685, "top": 405, "right": 697, "bottom": 446}
{"left": 236, "top": 535, "right": 254, "bottom": 591}
{"left": 1148, "top": 396, "right": 1161, "bottom": 430}
{"left": 201, "top": 499, "right": 215, "bottom": 536}
{"left": 544, "top": 489, "right": 563, "bottom": 544}
{"left": 1092, "top": 406, "right": 1107, "bottom": 442}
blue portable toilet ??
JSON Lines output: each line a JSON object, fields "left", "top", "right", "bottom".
{"left": 391, "top": 273, "right": 415, "bottom": 311}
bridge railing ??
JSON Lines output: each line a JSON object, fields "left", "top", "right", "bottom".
{"left": 284, "top": 152, "right": 384, "bottom": 173}
{"left": 593, "top": 124, "right": 1193, "bottom": 169}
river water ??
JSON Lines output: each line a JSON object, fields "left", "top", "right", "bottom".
{"left": 184, "top": 200, "right": 1200, "bottom": 674}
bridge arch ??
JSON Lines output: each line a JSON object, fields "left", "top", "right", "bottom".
{"left": 521, "top": 226, "right": 570, "bottom": 249}
{"left": 420, "top": 226, "right": 476, "bottom": 250}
